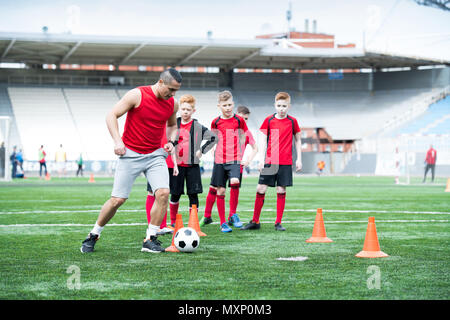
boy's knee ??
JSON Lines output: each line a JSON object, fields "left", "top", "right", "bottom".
{"left": 110, "top": 197, "right": 126, "bottom": 208}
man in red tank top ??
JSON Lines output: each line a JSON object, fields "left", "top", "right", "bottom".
{"left": 81, "top": 68, "right": 182, "bottom": 254}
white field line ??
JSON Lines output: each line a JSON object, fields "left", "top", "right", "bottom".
{"left": 0, "top": 208, "right": 449, "bottom": 215}
{"left": 0, "top": 220, "right": 448, "bottom": 228}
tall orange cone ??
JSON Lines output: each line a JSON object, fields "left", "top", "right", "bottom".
{"left": 45, "top": 172, "right": 51, "bottom": 181}
{"left": 355, "top": 217, "right": 389, "bottom": 258}
{"left": 188, "top": 204, "right": 206, "bottom": 236}
{"left": 165, "top": 213, "right": 184, "bottom": 252}
{"left": 88, "top": 173, "right": 95, "bottom": 183}
{"left": 445, "top": 179, "right": 450, "bottom": 192}
{"left": 306, "top": 208, "right": 333, "bottom": 243}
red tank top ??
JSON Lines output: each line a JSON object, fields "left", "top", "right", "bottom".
{"left": 122, "top": 86, "right": 175, "bottom": 154}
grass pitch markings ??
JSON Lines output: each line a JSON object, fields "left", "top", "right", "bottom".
{"left": 0, "top": 219, "right": 447, "bottom": 228}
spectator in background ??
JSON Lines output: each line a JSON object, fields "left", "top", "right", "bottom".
{"left": 316, "top": 160, "right": 325, "bottom": 176}
{"left": 16, "top": 149, "right": 24, "bottom": 173}
{"left": 423, "top": 145, "right": 437, "bottom": 183}
{"left": 55, "top": 144, "right": 67, "bottom": 178}
{"left": 38, "top": 145, "right": 47, "bottom": 179}
{"left": 10, "top": 146, "right": 17, "bottom": 178}
{"left": 0, "top": 142, "right": 5, "bottom": 178}
{"left": 76, "top": 153, "right": 84, "bottom": 177}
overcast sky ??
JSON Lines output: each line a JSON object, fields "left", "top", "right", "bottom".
{"left": 0, "top": 0, "right": 449, "bottom": 61}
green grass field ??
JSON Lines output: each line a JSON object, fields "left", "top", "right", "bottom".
{"left": 0, "top": 175, "right": 449, "bottom": 300}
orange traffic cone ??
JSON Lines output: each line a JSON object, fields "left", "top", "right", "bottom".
{"left": 88, "top": 173, "right": 95, "bottom": 183}
{"left": 45, "top": 172, "right": 51, "bottom": 181}
{"left": 306, "top": 208, "right": 333, "bottom": 243}
{"left": 165, "top": 213, "right": 184, "bottom": 252}
{"left": 445, "top": 179, "right": 450, "bottom": 192}
{"left": 188, "top": 204, "right": 207, "bottom": 237}
{"left": 355, "top": 217, "right": 389, "bottom": 258}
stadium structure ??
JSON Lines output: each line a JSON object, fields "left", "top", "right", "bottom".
{"left": 0, "top": 30, "right": 449, "bottom": 181}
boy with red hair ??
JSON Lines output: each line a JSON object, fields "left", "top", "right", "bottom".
{"left": 242, "top": 92, "right": 302, "bottom": 231}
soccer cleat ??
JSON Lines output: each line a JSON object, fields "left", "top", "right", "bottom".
{"left": 156, "top": 227, "right": 174, "bottom": 236}
{"left": 241, "top": 220, "right": 261, "bottom": 230}
{"left": 80, "top": 233, "right": 99, "bottom": 253}
{"left": 220, "top": 222, "right": 232, "bottom": 233}
{"left": 141, "top": 236, "right": 165, "bottom": 253}
{"left": 274, "top": 223, "right": 286, "bottom": 231}
{"left": 199, "top": 216, "right": 213, "bottom": 227}
{"left": 228, "top": 213, "right": 243, "bottom": 228}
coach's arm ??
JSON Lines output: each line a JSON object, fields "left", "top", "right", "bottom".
{"left": 164, "top": 99, "right": 179, "bottom": 154}
{"left": 106, "top": 88, "right": 141, "bottom": 156}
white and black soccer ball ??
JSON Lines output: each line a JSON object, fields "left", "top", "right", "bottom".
{"left": 174, "top": 227, "right": 200, "bottom": 253}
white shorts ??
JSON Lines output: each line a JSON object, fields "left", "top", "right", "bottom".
{"left": 111, "top": 147, "right": 169, "bottom": 199}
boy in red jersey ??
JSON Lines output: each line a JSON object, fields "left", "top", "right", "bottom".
{"left": 81, "top": 68, "right": 181, "bottom": 253}
{"left": 200, "top": 105, "right": 258, "bottom": 228}
{"left": 165, "top": 94, "right": 217, "bottom": 224}
{"left": 204, "top": 91, "right": 252, "bottom": 233}
{"left": 242, "top": 92, "right": 302, "bottom": 231}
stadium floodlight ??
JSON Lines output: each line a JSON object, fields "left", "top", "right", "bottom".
{"left": 0, "top": 116, "right": 11, "bottom": 181}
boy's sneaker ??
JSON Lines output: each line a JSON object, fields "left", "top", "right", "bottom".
{"left": 228, "top": 213, "right": 243, "bottom": 228}
{"left": 199, "top": 216, "right": 213, "bottom": 227}
{"left": 274, "top": 223, "right": 286, "bottom": 231}
{"left": 220, "top": 222, "right": 232, "bottom": 233}
{"left": 241, "top": 220, "right": 261, "bottom": 230}
{"left": 156, "top": 227, "right": 173, "bottom": 236}
{"left": 141, "top": 236, "right": 165, "bottom": 253}
{"left": 80, "top": 233, "right": 99, "bottom": 253}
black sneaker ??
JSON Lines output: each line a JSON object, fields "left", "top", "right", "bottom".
{"left": 199, "top": 216, "right": 213, "bottom": 227}
{"left": 241, "top": 220, "right": 261, "bottom": 230}
{"left": 141, "top": 236, "right": 165, "bottom": 253}
{"left": 80, "top": 233, "right": 99, "bottom": 253}
{"left": 274, "top": 223, "right": 286, "bottom": 231}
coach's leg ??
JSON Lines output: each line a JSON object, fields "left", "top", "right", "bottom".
{"left": 97, "top": 197, "right": 127, "bottom": 227}
{"left": 149, "top": 188, "right": 170, "bottom": 226}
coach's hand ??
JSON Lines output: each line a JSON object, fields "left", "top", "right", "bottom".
{"left": 195, "top": 150, "right": 202, "bottom": 159}
{"left": 114, "top": 140, "right": 126, "bottom": 156}
{"left": 164, "top": 142, "right": 174, "bottom": 154}
{"left": 173, "top": 166, "right": 179, "bottom": 176}
{"left": 296, "top": 160, "right": 302, "bottom": 172}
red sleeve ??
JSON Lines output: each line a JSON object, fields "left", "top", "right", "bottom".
{"left": 259, "top": 117, "right": 269, "bottom": 135}
{"left": 293, "top": 118, "right": 301, "bottom": 134}
{"left": 246, "top": 130, "right": 256, "bottom": 146}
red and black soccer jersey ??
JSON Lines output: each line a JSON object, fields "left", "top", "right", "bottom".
{"left": 260, "top": 114, "right": 301, "bottom": 165}
{"left": 211, "top": 114, "right": 249, "bottom": 164}
{"left": 176, "top": 120, "right": 194, "bottom": 167}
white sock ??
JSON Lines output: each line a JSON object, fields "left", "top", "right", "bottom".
{"left": 146, "top": 224, "right": 159, "bottom": 239}
{"left": 91, "top": 222, "right": 104, "bottom": 236}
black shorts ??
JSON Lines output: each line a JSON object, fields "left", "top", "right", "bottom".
{"left": 258, "top": 164, "right": 293, "bottom": 187}
{"left": 147, "top": 168, "right": 176, "bottom": 194}
{"left": 228, "top": 164, "right": 244, "bottom": 188}
{"left": 211, "top": 163, "right": 241, "bottom": 188}
{"left": 170, "top": 165, "right": 203, "bottom": 195}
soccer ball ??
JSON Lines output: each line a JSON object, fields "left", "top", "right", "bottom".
{"left": 174, "top": 227, "right": 200, "bottom": 253}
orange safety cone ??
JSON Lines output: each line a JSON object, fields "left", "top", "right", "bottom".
{"left": 88, "top": 173, "right": 95, "bottom": 183}
{"left": 445, "top": 178, "right": 450, "bottom": 192}
{"left": 45, "top": 172, "right": 51, "bottom": 181}
{"left": 306, "top": 208, "right": 333, "bottom": 243}
{"left": 165, "top": 213, "right": 184, "bottom": 252}
{"left": 355, "top": 217, "right": 389, "bottom": 258}
{"left": 188, "top": 204, "right": 207, "bottom": 237}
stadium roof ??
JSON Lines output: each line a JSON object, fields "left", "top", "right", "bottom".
{"left": 1, "top": 32, "right": 448, "bottom": 70}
